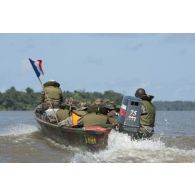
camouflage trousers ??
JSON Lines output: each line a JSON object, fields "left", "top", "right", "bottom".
{"left": 131, "top": 126, "right": 154, "bottom": 140}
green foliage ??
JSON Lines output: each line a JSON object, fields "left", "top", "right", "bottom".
{"left": 1, "top": 87, "right": 195, "bottom": 111}
{"left": 0, "top": 87, "right": 41, "bottom": 110}
{"left": 103, "top": 90, "right": 123, "bottom": 105}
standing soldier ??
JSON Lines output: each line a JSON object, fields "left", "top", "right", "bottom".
{"left": 134, "top": 88, "right": 156, "bottom": 139}
{"left": 41, "top": 80, "right": 63, "bottom": 109}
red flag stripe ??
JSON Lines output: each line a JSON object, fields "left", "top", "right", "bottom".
{"left": 120, "top": 108, "right": 126, "bottom": 117}
{"left": 37, "top": 60, "right": 44, "bottom": 75}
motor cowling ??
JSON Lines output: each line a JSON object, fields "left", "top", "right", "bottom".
{"left": 118, "top": 96, "right": 142, "bottom": 132}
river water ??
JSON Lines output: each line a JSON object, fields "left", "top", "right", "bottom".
{"left": 0, "top": 111, "right": 195, "bottom": 163}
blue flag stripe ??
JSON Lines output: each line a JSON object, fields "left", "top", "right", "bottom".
{"left": 29, "top": 58, "right": 40, "bottom": 78}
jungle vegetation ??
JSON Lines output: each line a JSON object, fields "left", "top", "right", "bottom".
{"left": 0, "top": 87, "right": 195, "bottom": 111}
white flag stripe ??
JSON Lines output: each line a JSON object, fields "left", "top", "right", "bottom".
{"left": 121, "top": 104, "right": 127, "bottom": 110}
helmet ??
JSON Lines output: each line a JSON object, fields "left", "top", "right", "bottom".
{"left": 43, "top": 80, "right": 60, "bottom": 87}
{"left": 103, "top": 99, "right": 110, "bottom": 104}
{"left": 135, "top": 88, "right": 147, "bottom": 98}
{"left": 87, "top": 105, "right": 98, "bottom": 113}
{"left": 95, "top": 98, "right": 104, "bottom": 105}
{"left": 103, "top": 104, "right": 114, "bottom": 110}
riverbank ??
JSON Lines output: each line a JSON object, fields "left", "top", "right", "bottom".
{"left": 1, "top": 87, "right": 195, "bottom": 111}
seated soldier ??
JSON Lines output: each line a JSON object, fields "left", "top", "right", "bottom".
{"left": 81, "top": 104, "right": 115, "bottom": 128}
{"left": 56, "top": 104, "right": 70, "bottom": 122}
{"left": 58, "top": 106, "right": 87, "bottom": 127}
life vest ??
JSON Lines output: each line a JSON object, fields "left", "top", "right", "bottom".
{"left": 71, "top": 110, "right": 87, "bottom": 126}
{"left": 72, "top": 113, "right": 82, "bottom": 126}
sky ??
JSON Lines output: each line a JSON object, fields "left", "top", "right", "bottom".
{"left": 0, "top": 33, "right": 195, "bottom": 101}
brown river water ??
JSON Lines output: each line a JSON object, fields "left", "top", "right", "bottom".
{"left": 0, "top": 111, "right": 195, "bottom": 163}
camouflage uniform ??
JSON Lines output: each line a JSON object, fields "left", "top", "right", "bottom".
{"left": 81, "top": 102, "right": 115, "bottom": 127}
{"left": 82, "top": 113, "right": 114, "bottom": 127}
{"left": 58, "top": 108, "right": 87, "bottom": 127}
{"left": 41, "top": 80, "right": 63, "bottom": 109}
{"left": 56, "top": 108, "right": 69, "bottom": 122}
{"left": 133, "top": 88, "right": 156, "bottom": 139}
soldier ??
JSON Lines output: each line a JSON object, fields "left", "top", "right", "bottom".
{"left": 134, "top": 88, "right": 156, "bottom": 139}
{"left": 56, "top": 104, "right": 70, "bottom": 122}
{"left": 58, "top": 107, "right": 87, "bottom": 127}
{"left": 41, "top": 80, "right": 63, "bottom": 109}
{"left": 81, "top": 103, "right": 115, "bottom": 127}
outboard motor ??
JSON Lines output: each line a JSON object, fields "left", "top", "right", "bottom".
{"left": 118, "top": 96, "right": 142, "bottom": 133}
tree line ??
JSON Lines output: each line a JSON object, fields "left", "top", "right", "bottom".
{"left": 1, "top": 87, "right": 195, "bottom": 111}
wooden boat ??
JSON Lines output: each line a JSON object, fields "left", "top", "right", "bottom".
{"left": 34, "top": 107, "right": 111, "bottom": 151}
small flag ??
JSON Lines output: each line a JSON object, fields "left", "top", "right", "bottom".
{"left": 29, "top": 58, "right": 44, "bottom": 78}
{"left": 120, "top": 104, "right": 127, "bottom": 117}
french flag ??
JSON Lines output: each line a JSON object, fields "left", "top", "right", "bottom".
{"left": 120, "top": 104, "right": 127, "bottom": 117}
{"left": 29, "top": 58, "right": 44, "bottom": 78}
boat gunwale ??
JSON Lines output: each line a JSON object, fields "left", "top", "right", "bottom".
{"left": 35, "top": 115, "right": 110, "bottom": 135}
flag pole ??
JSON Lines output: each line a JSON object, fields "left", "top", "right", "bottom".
{"left": 38, "top": 77, "right": 43, "bottom": 87}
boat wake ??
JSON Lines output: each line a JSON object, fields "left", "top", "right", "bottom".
{"left": 70, "top": 130, "right": 195, "bottom": 163}
{"left": 0, "top": 123, "right": 39, "bottom": 136}
{"left": 9, "top": 126, "right": 193, "bottom": 163}
{"left": 44, "top": 136, "right": 82, "bottom": 153}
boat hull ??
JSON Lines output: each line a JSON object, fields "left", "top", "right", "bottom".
{"left": 35, "top": 114, "right": 111, "bottom": 151}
